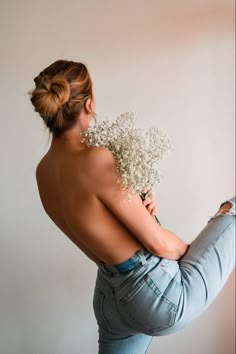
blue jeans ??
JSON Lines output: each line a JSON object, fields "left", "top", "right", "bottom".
{"left": 93, "top": 197, "right": 236, "bottom": 353}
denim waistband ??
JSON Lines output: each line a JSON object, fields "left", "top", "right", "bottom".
{"left": 96, "top": 248, "right": 154, "bottom": 274}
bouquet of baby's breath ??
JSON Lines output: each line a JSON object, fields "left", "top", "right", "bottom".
{"left": 80, "top": 112, "right": 173, "bottom": 225}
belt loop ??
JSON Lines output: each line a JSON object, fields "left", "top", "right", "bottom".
{"left": 139, "top": 252, "right": 147, "bottom": 266}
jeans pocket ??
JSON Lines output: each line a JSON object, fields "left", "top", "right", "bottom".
{"left": 115, "top": 264, "right": 180, "bottom": 335}
{"left": 119, "top": 276, "right": 148, "bottom": 304}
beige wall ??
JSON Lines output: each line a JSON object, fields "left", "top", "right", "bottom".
{"left": 0, "top": 0, "right": 235, "bottom": 353}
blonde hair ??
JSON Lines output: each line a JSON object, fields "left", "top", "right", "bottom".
{"left": 29, "top": 60, "right": 96, "bottom": 137}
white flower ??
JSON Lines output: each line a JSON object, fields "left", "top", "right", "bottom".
{"left": 81, "top": 112, "right": 174, "bottom": 200}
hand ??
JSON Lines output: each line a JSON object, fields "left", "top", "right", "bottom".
{"left": 142, "top": 189, "right": 157, "bottom": 217}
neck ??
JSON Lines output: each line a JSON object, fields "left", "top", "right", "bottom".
{"left": 49, "top": 110, "right": 93, "bottom": 152}
{"left": 50, "top": 134, "right": 85, "bottom": 152}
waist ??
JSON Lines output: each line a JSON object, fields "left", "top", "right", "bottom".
{"left": 96, "top": 248, "right": 155, "bottom": 274}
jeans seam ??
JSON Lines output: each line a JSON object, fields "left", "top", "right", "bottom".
{"left": 146, "top": 274, "right": 178, "bottom": 308}
{"left": 99, "top": 293, "right": 113, "bottom": 332}
{"left": 160, "top": 268, "right": 181, "bottom": 285}
{"left": 119, "top": 278, "right": 147, "bottom": 304}
{"left": 145, "top": 337, "right": 153, "bottom": 353}
{"left": 113, "top": 294, "right": 141, "bottom": 333}
{"left": 184, "top": 217, "right": 235, "bottom": 276}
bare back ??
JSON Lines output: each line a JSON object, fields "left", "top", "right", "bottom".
{"left": 36, "top": 146, "right": 143, "bottom": 265}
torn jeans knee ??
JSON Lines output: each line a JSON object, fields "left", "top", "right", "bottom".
{"left": 207, "top": 196, "right": 236, "bottom": 223}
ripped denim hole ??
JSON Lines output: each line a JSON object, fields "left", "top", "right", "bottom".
{"left": 213, "top": 201, "right": 235, "bottom": 219}
{"left": 207, "top": 198, "right": 236, "bottom": 223}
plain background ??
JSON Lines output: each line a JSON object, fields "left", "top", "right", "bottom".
{"left": 0, "top": 0, "right": 235, "bottom": 353}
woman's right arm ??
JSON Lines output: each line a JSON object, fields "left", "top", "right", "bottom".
{"left": 85, "top": 147, "right": 188, "bottom": 261}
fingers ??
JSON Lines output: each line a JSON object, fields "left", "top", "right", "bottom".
{"left": 142, "top": 189, "right": 157, "bottom": 216}
{"left": 146, "top": 201, "right": 156, "bottom": 216}
{"left": 147, "top": 189, "right": 155, "bottom": 201}
{"left": 142, "top": 197, "right": 153, "bottom": 206}
{"left": 143, "top": 199, "right": 157, "bottom": 212}
{"left": 143, "top": 189, "right": 153, "bottom": 200}
{"left": 143, "top": 190, "right": 157, "bottom": 206}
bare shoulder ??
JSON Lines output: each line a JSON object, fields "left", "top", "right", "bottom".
{"left": 83, "top": 146, "right": 126, "bottom": 199}
{"left": 85, "top": 146, "right": 115, "bottom": 165}
{"left": 84, "top": 146, "right": 117, "bottom": 177}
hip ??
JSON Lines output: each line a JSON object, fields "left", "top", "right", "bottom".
{"left": 94, "top": 248, "right": 182, "bottom": 335}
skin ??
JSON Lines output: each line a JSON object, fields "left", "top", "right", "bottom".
{"left": 36, "top": 88, "right": 158, "bottom": 265}
{"left": 36, "top": 86, "right": 229, "bottom": 265}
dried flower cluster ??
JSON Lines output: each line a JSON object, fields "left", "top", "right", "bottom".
{"left": 80, "top": 112, "right": 173, "bottom": 200}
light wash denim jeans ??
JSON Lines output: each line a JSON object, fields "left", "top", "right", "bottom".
{"left": 93, "top": 197, "right": 236, "bottom": 354}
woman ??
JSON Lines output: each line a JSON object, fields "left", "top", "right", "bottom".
{"left": 30, "top": 59, "right": 235, "bottom": 354}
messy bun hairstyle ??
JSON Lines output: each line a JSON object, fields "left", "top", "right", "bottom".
{"left": 29, "top": 60, "right": 96, "bottom": 137}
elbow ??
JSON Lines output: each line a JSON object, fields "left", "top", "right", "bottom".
{"left": 149, "top": 242, "right": 167, "bottom": 259}
{"left": 150, "top": 242, "right": 186, "bottom": 261}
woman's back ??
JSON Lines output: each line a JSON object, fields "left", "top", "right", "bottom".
{"left": 36, "top": 145, "right": 143, "bottom": 265}
{"left": 30, "top": 59, "right": 186, "bottom": 265}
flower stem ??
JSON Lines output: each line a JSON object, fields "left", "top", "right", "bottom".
{"left": 154, "top": 214, "right": 161, "bottom": 226}
{"left": 140, "top": 192, "right": 161, "bottom": 226}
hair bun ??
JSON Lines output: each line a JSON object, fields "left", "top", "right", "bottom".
{"left": 30, "top": 74, "right": 70, "bottom": 118}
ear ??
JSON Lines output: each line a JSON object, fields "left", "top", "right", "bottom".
{"left": 84, "top": 97, "right": 92, "bottom": 115}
